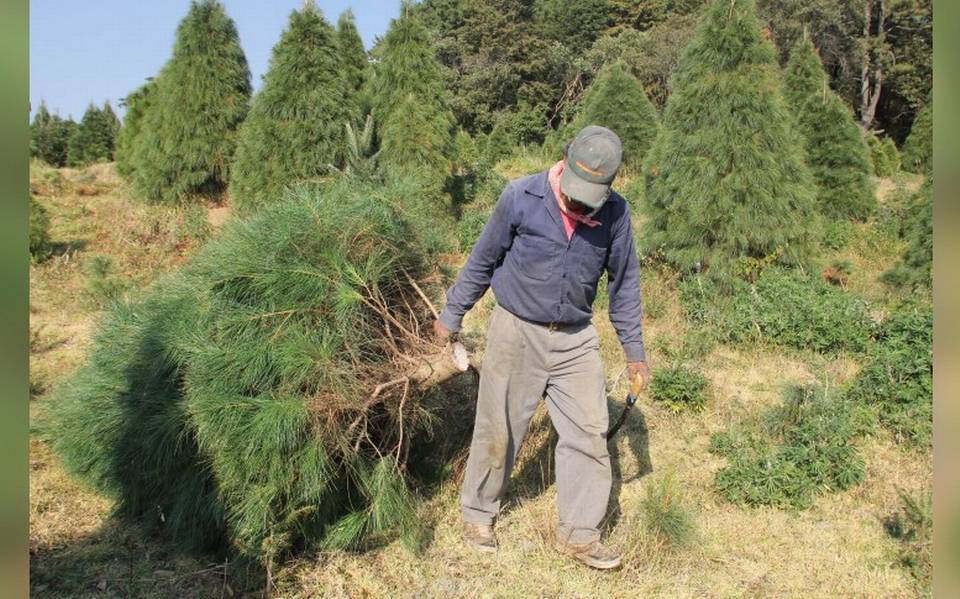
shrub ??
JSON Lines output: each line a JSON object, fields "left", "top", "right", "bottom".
{"left": 882, "top": 178, "right": 932, "bottom": 291}
{"left": 711, "top": 385, "right": 874, "bottom": 509}
{"left": 901, "top": 101, "right": 932, "bottom": 174}
{"left": 846, "top": 304, "right": 932, "bottom": 446}
{"left": 874, "top": 182, "right": 914, "bottom": 240}
{"left": 884, "top": 488, "right": 932, "bottom": 592}
{"left": 641, "top": 473, "right": 696, "bottom": 548}
{"left": 681, "top": 269, "right": 875, "bottom": 354}
{"left": 230, "top": 5, "right": 352, "bottom": 212}
{"left": 29, "top": 196, "right": 51, "bottom": 261}
{"left": 46, "top": 177, "right": 460, "bottom": 568}
{"left": 821, "top": 219, "right": 853, "bottom": 250}
{"left": 129, "top": 0, "right": 252, "bottom": 204}
{"left": 642, "top": 0, "right": 817, "bottom": 285}
{"left": 649, "top": 365, "right": 708, "bottom": 413}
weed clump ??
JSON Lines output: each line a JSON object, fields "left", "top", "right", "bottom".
{"left": 710, "top": 385, "right": 874, "bottom": 509}
{"left": 846, "top": 304, "right": 932, "bottom": 446}
{"left": 649, "top": 365, "right": 708, "bottom": 413}
{"left": 681, "top": 269, "right": 875, "bottom": 354}
{"left": 641, "top": 473, "right": 696, "bottom": 548}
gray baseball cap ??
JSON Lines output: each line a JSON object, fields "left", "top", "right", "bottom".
{"left": 560, "top": 125, "right": 623, "bottom": 209}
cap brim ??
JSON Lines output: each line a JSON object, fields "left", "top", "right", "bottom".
{"left": 560, "top": 165, "right": 609, "bottom": 209}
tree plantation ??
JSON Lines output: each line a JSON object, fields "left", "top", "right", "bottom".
{"left": 29, "top": 0, "right": 932, "bottom": 595}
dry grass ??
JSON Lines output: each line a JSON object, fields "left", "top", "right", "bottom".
{"left": 29, "top": 163, "right": 931, "bottom": 597}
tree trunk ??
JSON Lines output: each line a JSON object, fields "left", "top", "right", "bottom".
{"left": 407, "top": 341, "right": 476, "bottom": 389}
{"left": 859, "top": 0, "right": 885, "bottom": 131}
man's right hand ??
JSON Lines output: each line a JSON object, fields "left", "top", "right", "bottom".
{"left": 433, "top": 320, "right": 452, "bottom": 344}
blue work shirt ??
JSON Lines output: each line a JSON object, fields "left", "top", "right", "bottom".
{"left": 438, "top": 169, "right": 646, "bottom": 362}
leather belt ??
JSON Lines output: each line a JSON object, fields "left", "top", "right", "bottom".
{"left": 512, "top": 312, "right": 577, "bottom": 331}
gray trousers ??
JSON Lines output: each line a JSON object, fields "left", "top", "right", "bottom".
{"left": 460, "top": 305, "right": 611, "bottom": 545}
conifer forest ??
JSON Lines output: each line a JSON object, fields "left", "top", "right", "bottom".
{"left": 30, "top": 0, "right": 932, "bottom": 596}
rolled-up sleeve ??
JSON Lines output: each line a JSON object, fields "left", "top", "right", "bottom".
{"left": 605, "top": 206, "right": 646, "bottom": 362}
{"left": 438, "top": 183, "right": 518, "bottom": 332}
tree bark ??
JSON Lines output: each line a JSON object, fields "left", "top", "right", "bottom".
{"left": 859, "top": 0, "right": 885, "bottom": 131}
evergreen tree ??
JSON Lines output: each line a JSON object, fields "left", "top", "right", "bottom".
{"left": 902, "top": 100, "right": 932, "bottom": 174}
{"left": 30, "top": 102, "right": 52, "bottom": 160}
{"left": 30, "top": 102, "right": 76, "bottom": 167}
{"left": 534, "top": 0, "right": 611, "bottom": 54}
{"left": 230, "top": 4, "right": 349, "bottom": 212}
{"left": 371, "top": 1, "right": 454, "bottom": 181}
{"left": 67, "top": 103, "right": 116, "bottom": 166}
{"left": 642, "top": 0, "right": 817, "bottom": 285}
{"left": 413, "top": 0, "right": 573, "bottom": 134}
{"left": 573, "top": 61, "right": 658, "bottom": 169}
{"left": 379, "top": 92, "right": 451, "bottom": 181}
{"left": 131, "top": 0, "right": 251, "bottom": 204}
{"left": 783, "top": 35, "right": 827, "bottom": 109}
{"left": 868, "top": 133, "right": 899, "bottom": 177}
{"left": 102, "top": 101, "right": 121, "bottom": 153}
{"left": 115, "top": 81, "right": 157, "bottom": 179}
{"left": 337, "top": 9, "right": 368, "bottom": 97}
{"left": 51, "top": 118, "right": 77, "bottom": 167}
{"left": 785, "top": 37, "right": 874, "bottom": 220}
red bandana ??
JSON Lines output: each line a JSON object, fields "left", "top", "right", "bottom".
{"left": 548, "top": 161, "right": 603, "bottom": 237}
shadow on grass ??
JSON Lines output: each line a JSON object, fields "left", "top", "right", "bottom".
{"left": 30, "top": 519, "right": 263, "bottom": 599}
{"left": 49, "top": 239, "right": 88, "bottom": 257}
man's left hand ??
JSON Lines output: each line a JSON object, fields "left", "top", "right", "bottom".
{"left": 627, "top": 361, "right": 651, "bottom": 391}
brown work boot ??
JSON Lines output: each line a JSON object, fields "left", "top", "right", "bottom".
{"left": 557, "top": 538, "right": 622, "bottom": 570}
{"left": 462, "top": 521, "right": 497, "bottom": 553}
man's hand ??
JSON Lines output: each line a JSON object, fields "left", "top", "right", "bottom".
{"left": 627, "top": 361, "right": 651, "bottom": 392}
{"left": 433, "top": 320, "right": 452, "bottom": 344}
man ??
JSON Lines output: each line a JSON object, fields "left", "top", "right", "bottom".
{"left": 434, "top": 126, "right": 650, "bottom": 570}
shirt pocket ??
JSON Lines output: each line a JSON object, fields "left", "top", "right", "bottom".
{"left": 578, "top": 243, "right": 608, "bottom": 285}
{"left": 513, "top": 235, "right": 557, "bottom": 281}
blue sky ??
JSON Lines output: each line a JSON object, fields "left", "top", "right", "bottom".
{"left": 29, "top": 1, "right": 400, "bottom": 121}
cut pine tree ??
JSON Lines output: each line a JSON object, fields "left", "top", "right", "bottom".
{"left": 45, "top": 177, "right": 476, "bottom": 570}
